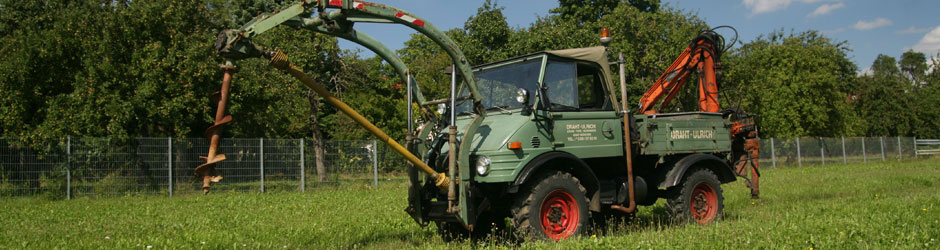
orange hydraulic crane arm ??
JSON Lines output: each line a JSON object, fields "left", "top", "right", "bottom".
{"left": 637, "top": 27, "right": 734, "bottom": 114}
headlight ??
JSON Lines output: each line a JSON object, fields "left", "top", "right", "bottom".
{"left": 437, "top": 103, "right": 446, "bottom": 115}
{"left": 475, "top": 156, "right": 491, "bottom": 176}
{"left": 516, "top": 88, "right": 528, "bottom": 103}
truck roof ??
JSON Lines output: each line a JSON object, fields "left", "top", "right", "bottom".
{"left": 469, "top": 46, "right": 621, "bottom": 112}
{"left": 545, "top": 46, "right": 619, "bottom": 111}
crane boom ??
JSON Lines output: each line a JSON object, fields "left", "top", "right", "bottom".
{"left": 637, "top": 30, "right": 725, "bottom": 114}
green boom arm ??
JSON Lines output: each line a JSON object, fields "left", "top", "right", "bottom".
{"left": 217, "top": 0, "right": 481, "bottom": 107}
{"left": 213, "top": 0, "right": 486, "bottom": 227}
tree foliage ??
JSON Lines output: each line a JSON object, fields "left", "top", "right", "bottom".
{"left": 723, "top": 30, "right": 859, "bottom": 138}
{"left": 0, "top": 0, "right": 398, "bottom": 149}
{"left": 854, "top": 51, "right": 940, "bottom": 138}
{"left": 1, "top": 0, "right": 938, "bottom": 152}
{"left": 399, "top": 0, "right": 705, "bottom": 109}
{"left": 0, "top": 0, "right": 227, "bottom": 145}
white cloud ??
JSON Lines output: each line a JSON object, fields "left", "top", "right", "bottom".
{"left": 857, "top": 66, "right": 873, "bottom": 76}
{"left": 896, "top": 26, "right": 929, "bottom": 34}
{"left": 743, "top": 0, "right": 822, "bottom": 15}
{"left": 911, "top": 25, "right": 940, "bottom": 55}
{"left": 853, "top": 18, "right": 892, "bottom": 30}
{"left": 807, "top": 2, "right": 844, "bottom": 17}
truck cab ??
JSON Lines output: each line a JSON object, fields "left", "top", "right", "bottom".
{"left": 452, "top": 47, "right": 623, "bottom": 184}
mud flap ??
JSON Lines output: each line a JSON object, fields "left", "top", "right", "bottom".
{"left": 405, "top": 133, "right": 428, "bottom": 226}
{"left": 406, "top": 163, "right": 427, "bottom": 226}
{"left": 455, "top": 115, "right": 484, "bottom": 230}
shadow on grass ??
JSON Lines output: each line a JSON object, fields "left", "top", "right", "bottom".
{"left": 353, "top": 203, "right": 752, "bottom": 247}
{"left": 596, "top": 204, "right": 746, "bottom": 236}
{"left": 350, "top": 229, "right": 437, "bottom": 248}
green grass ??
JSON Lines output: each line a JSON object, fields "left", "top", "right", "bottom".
{"left": 1, "top": 159, "right": 938, "bottom": 249}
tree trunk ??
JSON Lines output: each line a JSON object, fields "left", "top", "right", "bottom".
{"left": 309, "top": 89, "right": 328, "bottom": 182}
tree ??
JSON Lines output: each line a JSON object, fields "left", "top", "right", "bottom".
{"left": 0, "top": 0, "right": 229, "bottom": 146}
{"left": 855, "top": 54, "right": 921, "bottom": 137}
{"left": 597, "top": 2, "right": 707, "bottom": 108}
{"left": 912, "top": 65, "right": 940, "bottom": 137}
{"left": 397, "top": 0, "right": 706, "bottom": 109}
{"left": 723, "top": 30, "right": 859, "bottom": 138}
{"left": 551, "top": 0, "right": 660, "bottom": 24}
{"left": 899, "top": 50, "right": 928, "bottom": 87}
{"left": 461, "top": 0, "right": 512, "bottom": 64}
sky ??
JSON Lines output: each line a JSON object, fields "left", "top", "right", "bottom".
{"left": 337, "top": 0, "right": 940, "bottom": 72}
{"left": 336, "top": 0, "right": 555, "bottom": 57}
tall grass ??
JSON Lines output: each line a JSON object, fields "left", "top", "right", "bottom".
{"left": 1, "top": 159, "right": 937, "bottom": 249}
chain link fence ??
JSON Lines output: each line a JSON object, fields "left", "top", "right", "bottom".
{"left": 0, "top": 136, "right": 926, "bottom": 199}
{"left": 0, "top": 137, "right": 407, "bottom": 199}
{"left": 758, "top": 137, "right": 919, "bottom": 169}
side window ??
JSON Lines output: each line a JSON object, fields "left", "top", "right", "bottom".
{"left": 576, "top": 63, "right": 610, "bottom": 110}
{"left": 544, "top": 61, "right": 578, "bottom": 110}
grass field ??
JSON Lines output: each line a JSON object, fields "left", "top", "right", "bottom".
{"left": 1, "top": 159, "right": 938, "bottom": 249}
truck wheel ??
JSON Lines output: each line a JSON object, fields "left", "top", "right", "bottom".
{"left": 511, "top": 171, "right": 590, "bottom": 241}
{"left": 666, "top": 168, "right": 724, "bottom": 224}
{"left": 436, "top": 221, "right": 469, "bottom": 242}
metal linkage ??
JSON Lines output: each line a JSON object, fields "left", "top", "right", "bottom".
{"left": 730, "top": 112, "right": 760, "bottom": 199}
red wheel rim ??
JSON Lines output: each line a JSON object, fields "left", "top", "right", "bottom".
{"left": 539, "top": 190, "right": 580, "bottom": 241}
{"left": 690, "top": 182, "right": 718, "bottom": 223}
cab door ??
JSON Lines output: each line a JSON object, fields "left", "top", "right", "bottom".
{"left": 542, "top": 59, "right": 623, "bottom": 158}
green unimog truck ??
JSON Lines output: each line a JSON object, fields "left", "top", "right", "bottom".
{"left": 418, "top": 46, "right": 757, "bottom": 241}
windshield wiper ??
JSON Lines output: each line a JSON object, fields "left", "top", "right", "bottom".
{"left": 486, "top": 105, "right": 513, "bottom": 115}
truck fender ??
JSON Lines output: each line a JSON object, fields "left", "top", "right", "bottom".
{"left": 659, "top": 153, "right": 736, "bottom": 189}
{"left": 509, "top": 151, "right": 602, "bottom": 211}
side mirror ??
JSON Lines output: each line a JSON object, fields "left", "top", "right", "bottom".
{"left": 517, "top": 88, "right": 531, "bottom": 115}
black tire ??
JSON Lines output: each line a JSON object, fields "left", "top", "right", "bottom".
{"left": 436, "top": 221, "right": 469, "bottom": 242}
{"left": 666, "top": 168, "right": 724, "bottom": 224}
{"left": 511, "top": 171, "right": 591, "bottom": 241}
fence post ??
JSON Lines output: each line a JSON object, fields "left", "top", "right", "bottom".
{"left": 914, "top": 137, "right": 918, "bottom": 159}
{"left": 372, "top": 139, "right": 378, "bottom": 188}
{"left": 897, "top": 136, "right": 902, "bottom": 160}
{"left": 880, "top": 136, "right": 885, "bottom": 161}
{"left": 770, "top": 138, "right": 776, "bottom": 169}
{"left": 66, "top": 136, "right": 71, "bottom": 200}
{"left": 862, "top": 137, "right": 866, "bottom": 163}
{"left": 260, "top": 138, "right": 265, "bottom": 193}
{"left": 841, "top": 136, "right": 847, "bottom": 165}
{"left": 820, "top": 137, "right": 825, "bottom": 165}
{"left": 168, "top": 137, "right": 173, "bottom": 197}
{"left": 797, "top": 137, "right": 802, "bottom": 167}
{"left": 300, "top": 138, "right": 305, "bottom": 193}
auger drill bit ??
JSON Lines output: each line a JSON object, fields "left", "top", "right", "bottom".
{"left": 195, "top": 63, "right": 236, "bottom": 194}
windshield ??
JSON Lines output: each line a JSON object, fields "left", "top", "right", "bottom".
{"left": 455, "top": 59, "right": 541, "bottom": 115}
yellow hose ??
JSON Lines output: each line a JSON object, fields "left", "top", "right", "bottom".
{"left": 267, "top": 50, "right": 450, "bottom": 190}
